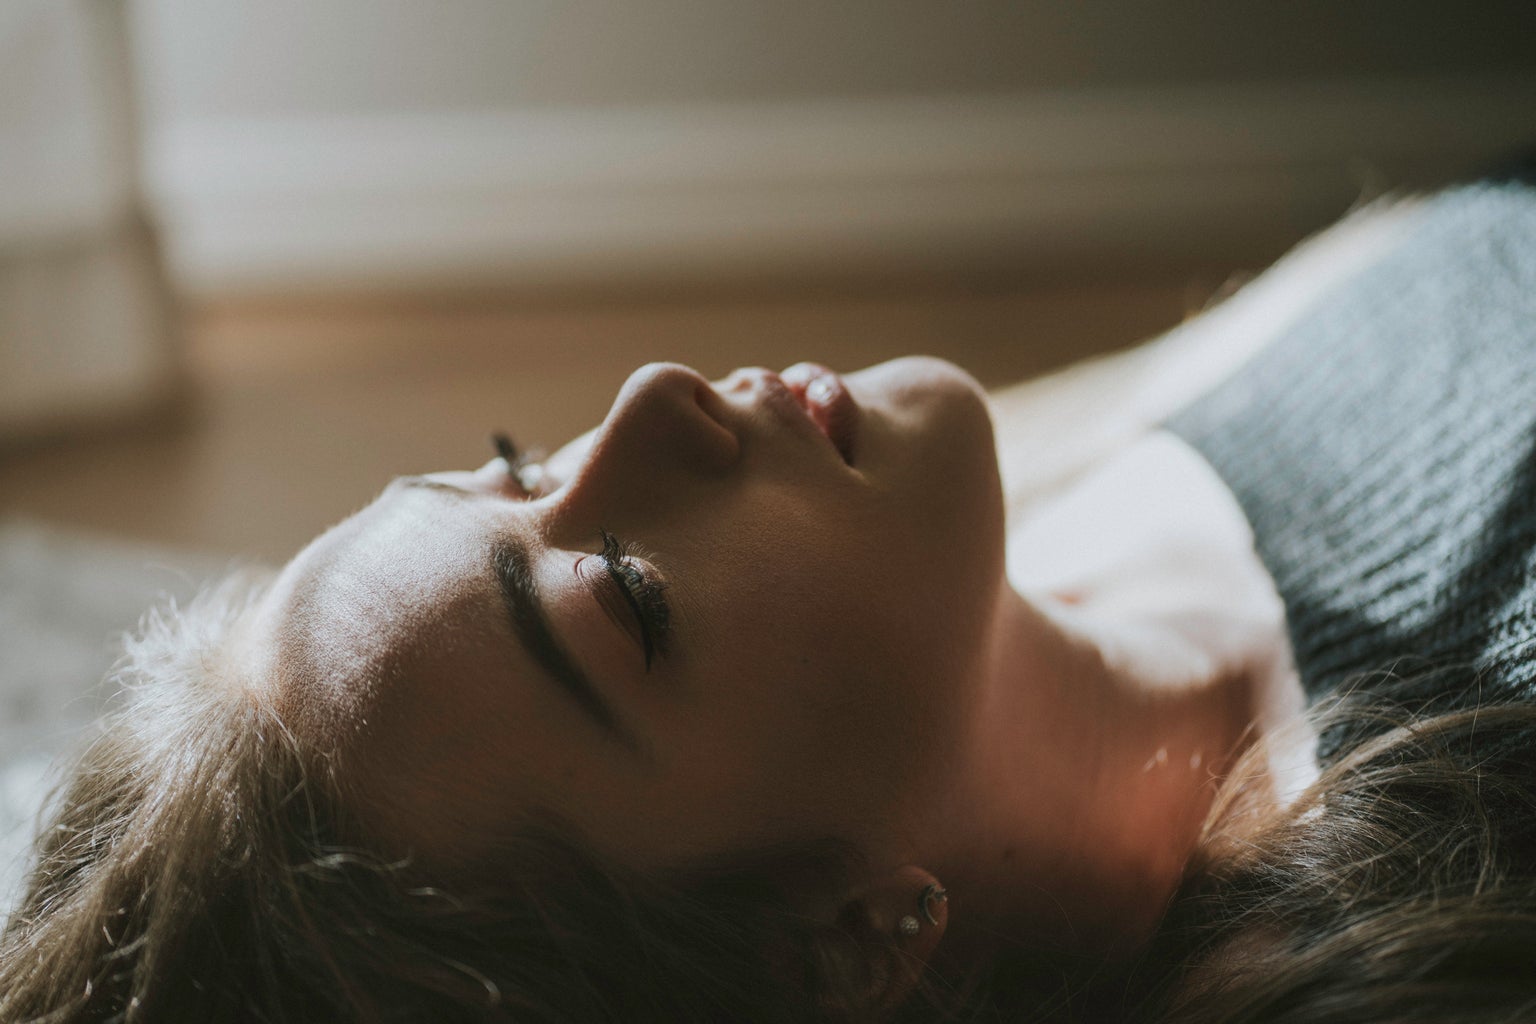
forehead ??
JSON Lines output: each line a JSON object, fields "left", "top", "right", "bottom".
{"left": 251, "top": 484, "right": 494, "bottom": 732}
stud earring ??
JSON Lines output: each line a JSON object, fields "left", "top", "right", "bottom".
{"left": 920, "top": 884, "right": 949, "bottom": 926}
{"left": 898, "top": 915, "right": 921, "bottom": 936}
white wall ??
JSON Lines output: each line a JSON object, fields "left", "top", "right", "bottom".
{"left": 129, "top": 0, "right": 1536, "bottom": 115}
{"left": 124, "top": 1, "right": 1536, "bottom": 293}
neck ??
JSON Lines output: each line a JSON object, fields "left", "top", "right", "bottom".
{"left": 924, "top": 586, "right": 1254, "bottom": 961}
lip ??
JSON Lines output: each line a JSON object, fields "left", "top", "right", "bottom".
{"left": 782, "top": 362, "right": 859, "bottom": 465}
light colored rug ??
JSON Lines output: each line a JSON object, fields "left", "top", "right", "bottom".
{"left": 0, "top": 519, "right": 228, "bottom": 921}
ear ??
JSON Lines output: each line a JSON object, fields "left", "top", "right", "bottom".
{"left": 836, "top": 864, "right": 949, "bottom": 1010}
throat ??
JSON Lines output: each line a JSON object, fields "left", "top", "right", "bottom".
{"left": 941, "top": 585, "right": 1272, "bottom": 957}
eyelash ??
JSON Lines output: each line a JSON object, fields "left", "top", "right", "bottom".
{"left": 489, "top": 436, "right": 671, "bottom": 667}
{"left": 598, "top": 529, "right": 672, "bottom": 670}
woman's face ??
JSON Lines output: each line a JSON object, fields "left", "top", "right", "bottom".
{"left": 252, "top": 357, "right": 1006, "bottom": 870}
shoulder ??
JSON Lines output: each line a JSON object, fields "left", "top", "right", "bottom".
{"left": 1006, "top": 431, "right": 1284, "bottom": 648}
{"left": 988, "top": 195, "right": 1426, "bottom": 509}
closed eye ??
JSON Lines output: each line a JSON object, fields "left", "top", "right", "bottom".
{"left": 596, "top": 530, "right": 672, "bottom": 670}
{"left": 491, "top": 538, "right": 634, "bottom": 747}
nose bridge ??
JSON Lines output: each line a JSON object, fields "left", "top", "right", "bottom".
{"left": 560, "top": 363, "right": 739, "bottom": 515}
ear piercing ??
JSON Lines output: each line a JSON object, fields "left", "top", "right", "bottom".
{"left": 920, "top": 884, "right": 948, "bottom": 926}
{"left": 897, "top": 885, "right": 950, "bottom": 938}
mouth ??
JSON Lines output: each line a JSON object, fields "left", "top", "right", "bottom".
{"left": 782, "top": 363, "right": 859, "bottom": 466}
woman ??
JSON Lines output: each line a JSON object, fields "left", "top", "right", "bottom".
{"left": 5, "top": 182, "right": 1536, "bottom": 1023}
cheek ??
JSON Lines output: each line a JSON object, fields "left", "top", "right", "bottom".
{"left": 678, "top": 579, "right": 974, "bottom": 824}
{"left": 683, "top": 482, "right": 996, "bottom": 710}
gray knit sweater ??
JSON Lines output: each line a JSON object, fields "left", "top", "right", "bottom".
{"left": 1168, "top": 183, "right": 1536, "bottom": 762}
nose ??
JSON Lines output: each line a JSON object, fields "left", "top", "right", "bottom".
{"left": 558, "top": 362, "right": 740, "bottom": 511}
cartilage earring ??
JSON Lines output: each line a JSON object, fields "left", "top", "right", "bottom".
{"left": 898, "top": 915, "right": 921, "bottom": 936}
{"left": 920, "top": 884, "right": 949, "bottom": 926}
{"left": 491, "top": 432, "right": 519, "bottom": 465}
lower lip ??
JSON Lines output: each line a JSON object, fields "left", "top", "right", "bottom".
{"left": 785, "top": 363, "right": 859, "bottom": 465}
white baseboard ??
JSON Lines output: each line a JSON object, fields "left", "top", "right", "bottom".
{"left": 0, "top": 219, "right": 181, "bottom": 443}
{"left": 145, "top": 75, "right": 1536, "bottom": 295}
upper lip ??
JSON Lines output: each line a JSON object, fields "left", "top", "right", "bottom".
{"left": 782, "top": 363, "right": 858, "bottom": 466}
{"left": 719, "top": 365, "right": 860, "bottom": 466}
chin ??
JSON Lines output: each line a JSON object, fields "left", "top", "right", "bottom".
{"left": 849, "top": 354, "right": 1004, "bottom": 556}
{"left": 849, "top": 355, "right": 987, "bottom": 404}
{"left": 846, "top": 356, "right": 996, "bottom": 470}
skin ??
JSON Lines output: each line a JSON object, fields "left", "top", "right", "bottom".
{"left": 251, "top": 358, "right": 1005, "bottom": 868}
{"left": 242, "top": 355, "right": 1294, "bottom": 977}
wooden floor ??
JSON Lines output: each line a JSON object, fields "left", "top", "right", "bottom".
{"left": 0, "top": 278, "right": 1206, "bottom": 564}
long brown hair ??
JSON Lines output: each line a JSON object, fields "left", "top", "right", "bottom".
{"left": 1135, "top": 696, "right": 1536, "bottom": 1023}
{"left": 0, "top": 575, "right": 902, "bottom": 1023}
{"left": 8, "top": 576, "right": 1536, "bottom": 1022}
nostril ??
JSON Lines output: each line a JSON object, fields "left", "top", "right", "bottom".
{"left": 693, "top": 379, "right": 736, "bottom": 423}
{"left": 688, "top": 384, "right": 741, "bottom": 470}
{"left": 624, "top": 362, "right": 740, "bottom": 472}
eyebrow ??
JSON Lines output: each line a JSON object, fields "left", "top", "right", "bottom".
{"left": 394, "top": 475, "right": 638, "bottom": 748}
{"left": 491, "top": 538, "right": 637, "bottom": 749}
{"left": 397, "top": 475, "right": 475, "bottom": 497}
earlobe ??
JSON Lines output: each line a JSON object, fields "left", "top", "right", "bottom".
{"left": 841, "top": 865, "right": 950, "bottom": 1010}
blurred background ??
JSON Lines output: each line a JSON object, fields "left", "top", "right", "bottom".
{"left": 1, "top": 4, "right": 1534, "bottom": 896}
{"left": 3, "top": 0, "right": 1535, "bottom": 560}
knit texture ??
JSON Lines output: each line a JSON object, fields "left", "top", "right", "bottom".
{"left": 1168, "top": 183, "right": 1536, "bottom": 762}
